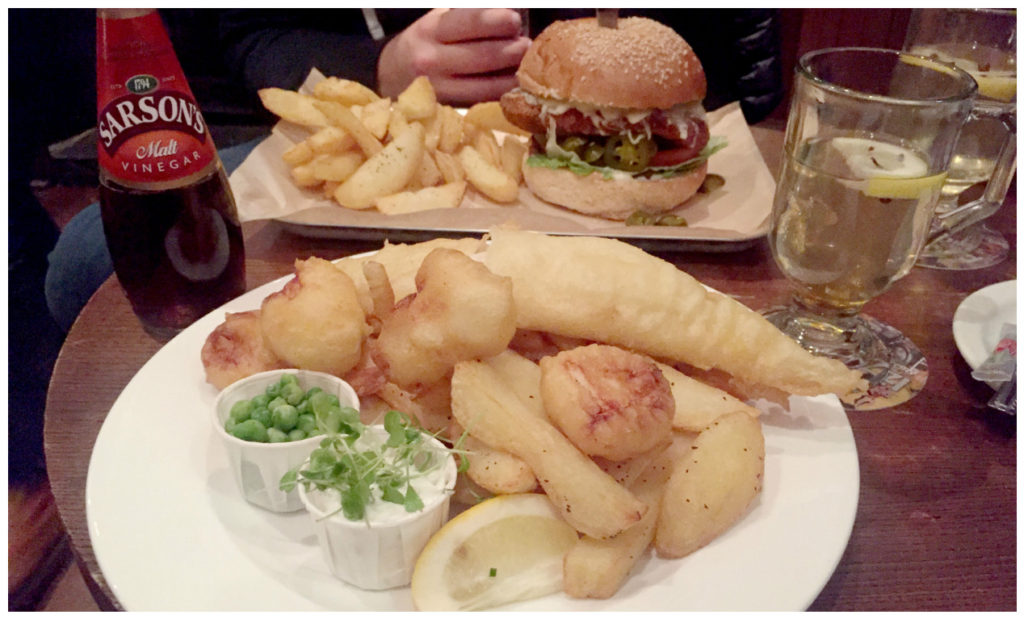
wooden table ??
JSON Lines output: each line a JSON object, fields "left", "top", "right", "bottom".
{"left": 44, "top": 125, "right": 1016, "bottom": 611}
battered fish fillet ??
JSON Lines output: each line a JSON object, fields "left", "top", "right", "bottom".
{"left": 484, "top": 229, "right": 866, "bottom": 399}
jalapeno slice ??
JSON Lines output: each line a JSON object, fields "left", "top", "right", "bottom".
{"left": 602, "top": 135, "right": 655, "bottom": 172}
{"left": 559, "top": 136, "right": 587, "bottom": 156}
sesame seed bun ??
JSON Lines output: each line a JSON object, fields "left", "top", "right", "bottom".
{"left": 516, "top": 17, "right": 707, "bottom": 109}
{"left": 523, "top": 162, "right": 708, "bottom": 221}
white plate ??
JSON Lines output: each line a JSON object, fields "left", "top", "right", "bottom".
{"left": 86, "top": 268, "right": 859, "bottom": 612}
{"left": 952, "top": 280, "right": 1017, "bottom": 370}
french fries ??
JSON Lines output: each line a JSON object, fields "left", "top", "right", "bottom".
{"left": 655, "top": 412, "right": 766, "bottom": 559}
{"left": 375, "top": 182, "right": 467, "bottom": 215}
{"left": 464, "top": 100, "right": 531, "bottom": 137}
{"left": 459, "top": 146, "right": 520, "bottom": 203}
{"left": 451, "top": 359, "right": 648, "bottom": 540}
{"left": 258, "top": 87, "right": 328, "bottom": 127}
{"left": 258, "top": 75, "right": 526, "bottom": 214}
{"left": 333, "top": 123, "right": 424, "bottom": 209}
{"left": 564, "top": 436, "right": 689, "bottom": 599}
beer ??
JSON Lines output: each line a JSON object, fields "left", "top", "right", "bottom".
{"left": 908, "top": 44, "right": 1016, "bottom": 207}
{"left": 96, "top": 9, "right": 245, "bottom": 337}
{"left": 770, "top": 136, "right": 944, "bottom": 312}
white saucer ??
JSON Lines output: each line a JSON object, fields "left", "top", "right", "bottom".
{"left": 952, "top": 280, "right": 1017, "bottom": 370}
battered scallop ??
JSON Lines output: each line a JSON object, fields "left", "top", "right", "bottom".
{"left": 539, "top": 344, "right": 675, "bottom": 462}
{"left": 201, "top": 310, "right": 285, "bottom": 390}
{"left": 260, "top": 257, "right": 370, "bottom": 376}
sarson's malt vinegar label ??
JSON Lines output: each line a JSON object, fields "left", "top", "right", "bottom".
{"left": 97, "top": 10, "right": 216, "bottom": 188}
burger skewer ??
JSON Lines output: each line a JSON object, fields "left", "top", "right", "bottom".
{"left": 596, "top": 9, "right": 619, "bottom": 28}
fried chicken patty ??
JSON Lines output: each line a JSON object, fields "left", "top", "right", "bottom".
{"left": 500, "top": 87, "right": 709, "bottom": 151}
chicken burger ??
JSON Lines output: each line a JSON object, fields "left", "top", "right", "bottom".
{"left": 500, "top": 17, "right": 725, "bottom": 221}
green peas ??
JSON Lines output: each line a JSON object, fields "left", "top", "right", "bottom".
{"left": 283, "top": 382, "right": 305, "bottom": 406}
{"left": 251, "top": 406, "right": 273, "bottom": 429}
{"left": 229, "top": 400, "right": 253, "bottom": 423}
{"left": 223, "top": 375, "right": 350, "bottom": 444}
{"left": 273, "top": 404, "right": 299, "bottom": 432}
{"left": 231, "top": 419, "right": 269, "bottom": 442}
{"left": 297, "top": 414, "right": 317, "bottom": 434}
{"left": 268, "top": 396, "right": 288, "bottom": 412}
{"left": 267, "top": 427, "right": 289, "bottom": 443}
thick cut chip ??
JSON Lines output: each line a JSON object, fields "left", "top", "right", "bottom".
{"left": 396, "top": 75, "right": 438, "bottom": 120}
{"left": 312, "top": 76, "right": 380, "bottom": 105}
{"left": 461, "top": 434, "right": 538, "bottom": 495}
{"left": 314, "top": 99, "right": 383, "bottom": 157}
{"left": 258, "top": 88, "right": 327, "bottom": 126}
{"left": 310, "top": 151, "right": 365, "bottom": 183}
{"left": 655, "top": 362, "right": 761, "bottom": 431}
{"left": 451, "top": 359, "right": 648, "bottom": 539}
{"left": 484, "top": 229, "right": 867, "bottom": 399}
{"left": 464, "top": 100, "right": 531, "bottom": 137}
{"left": 333, "top": 123, "right": 424, "bottom": 209}
{"left": 655, "top": 412, "right": 765, "bottom": 559}
{"left": 374, "top": 182, "right": 466, "bottom": 215}
{"left": 563, "top": 434, "right": 689, "bottom": 599}
{"left": 459, "top": 146, "right": 519, "bottom": 203}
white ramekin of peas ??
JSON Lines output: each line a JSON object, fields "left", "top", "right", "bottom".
{"left": 212, "top": 369, "right": 360, "bottom": 513}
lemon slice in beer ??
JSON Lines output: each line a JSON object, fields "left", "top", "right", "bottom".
{"left": 904, "top": 47, "right": 1017, "bottom": 103}
{"left": 832, "top": 137, "right": 946, "bottom": 199}
{"left": 973, "top": 71, "right": 1016, "bottom": 103}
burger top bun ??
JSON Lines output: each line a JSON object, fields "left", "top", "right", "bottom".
{"left": 516, "top": 17, "right": 707, "bottom": 109}
{"left": 522, "top": 162, "right": 709, "bottom": 221}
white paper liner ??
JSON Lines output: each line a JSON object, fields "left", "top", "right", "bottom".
{"left": 229, "top": 69, "right": 775, "bottom": 242}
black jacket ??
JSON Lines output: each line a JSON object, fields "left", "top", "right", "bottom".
{"left": 217, "top": 8, "right": 784, "bottom": 123}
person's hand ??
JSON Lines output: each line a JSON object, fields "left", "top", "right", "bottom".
{"left": 378, "top": 8, "right": 530, "bottom": 105}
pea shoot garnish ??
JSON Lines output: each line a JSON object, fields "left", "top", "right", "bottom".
{"left": 281, "top": 407, "right": 465, "bottom": 522}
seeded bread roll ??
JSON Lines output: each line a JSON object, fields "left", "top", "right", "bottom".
{"left": 516, "top": 17, "right": 707, "bottom": 109}
{"left": 523, "top": 162, "right": 708, "bottom": 221}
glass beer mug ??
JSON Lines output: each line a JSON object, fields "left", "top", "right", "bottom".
{"left": 764, "top": 48, "right": 976, "bottom": 410}
{"left": 903, "top": 8, "right": 1017, "bottom": 270}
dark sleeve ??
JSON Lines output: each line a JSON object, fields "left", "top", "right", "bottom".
{"left": 217, "top": 9, "right": 426, "bottom": 95}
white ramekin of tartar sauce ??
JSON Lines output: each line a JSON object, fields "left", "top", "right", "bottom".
{"left": 297, "top": 426, "right": 458, "bottom": 590}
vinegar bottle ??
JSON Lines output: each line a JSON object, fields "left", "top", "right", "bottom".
{"left": 96, "top": 8, "right": 246, "bottom": 338}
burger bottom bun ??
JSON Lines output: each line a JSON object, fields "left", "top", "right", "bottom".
{"left": 522, "top": 162, "right": 708, "bottom": 221}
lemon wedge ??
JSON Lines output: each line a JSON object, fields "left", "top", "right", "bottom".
{"left": 410, "top": 493, "right": 578, "bottom": 611}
